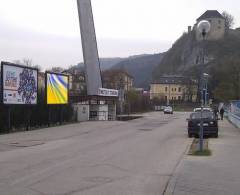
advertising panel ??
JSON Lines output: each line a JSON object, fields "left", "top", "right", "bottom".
{"left": 46, "top": 72, "right": 69, "bottom": 105}
{"left": 1, "top": 62, "right": 38, "bottom": 105}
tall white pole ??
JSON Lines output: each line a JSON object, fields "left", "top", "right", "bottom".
{"left": 76, "top": 0, "right": 102, "bottom": 96}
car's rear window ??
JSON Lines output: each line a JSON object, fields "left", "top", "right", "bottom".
{"left": 190, "top": 112, "right": 214, "bottom": 119}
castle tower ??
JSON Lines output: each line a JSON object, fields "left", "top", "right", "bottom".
{"left": 195, "top": 10, "right": 225, "bottom": 41}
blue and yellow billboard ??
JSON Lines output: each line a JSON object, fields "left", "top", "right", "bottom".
{"left": 46, "top": 72, "right": 69, "bottom": 104}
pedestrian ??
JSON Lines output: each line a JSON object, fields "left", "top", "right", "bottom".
{"left": 220, "top": 107, "right": 225, "bottom": 120}
{"left": 213, "top": 106, "right": 219, "bottom": 119}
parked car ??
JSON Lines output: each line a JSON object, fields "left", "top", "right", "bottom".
{"left": 164, "top": 106, "right": 173, "bottom": 114}
{"left": 187, "top": 111, "right": 218, "bottom": 138}
{"left": 193, "top": 107, "right": 212, "bottom": 112}
{"left": 154, "top": 105, "right": 166, "bottom": 111}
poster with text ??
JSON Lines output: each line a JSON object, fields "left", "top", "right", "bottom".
{"left": 1, "top": 63, "right": 38, "bottom": 105}
{"left": 46, "top": 72, "right": 69, "bottom": 104}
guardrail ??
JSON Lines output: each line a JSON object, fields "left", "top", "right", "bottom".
{"left": 226, "top": 111, "right": 240, "bottom": 128}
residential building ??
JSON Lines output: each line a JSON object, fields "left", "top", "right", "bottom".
{"left": 62, "top": 69, "right": 86, "bottom": 95}
{"left": 150, "top": 76, "right": 197, "bottom": 103}
{"left": 38, "top": 72, "right": 45, "bottom": 90}
{"left": 102, "top": 69, "right": 133, "bottom": 91}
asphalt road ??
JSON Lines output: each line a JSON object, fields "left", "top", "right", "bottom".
{"left": 0, "top": 112, "right": 190, "bottom": 195}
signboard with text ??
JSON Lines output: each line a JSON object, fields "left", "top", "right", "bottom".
{"left": 98, "top": 88, "right": 119, "bottom": 97}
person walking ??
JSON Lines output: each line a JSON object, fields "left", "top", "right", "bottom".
{"left": 213, "top": 106, "right": 219, "bottom": 119}
{"left": 220, "top": 107, "right": 225, "bottom": 120}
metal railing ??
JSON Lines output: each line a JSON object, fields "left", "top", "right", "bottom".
{"left": 226, "top": 101, "right": 240, "bottom": 128}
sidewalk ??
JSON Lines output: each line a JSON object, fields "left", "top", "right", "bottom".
{"left": 165, "top": 119, "right": 240, "bottom": 195}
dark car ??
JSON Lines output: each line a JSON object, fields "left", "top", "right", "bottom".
{"left": 187, "top": 111, "right": 218, "bottom": 138}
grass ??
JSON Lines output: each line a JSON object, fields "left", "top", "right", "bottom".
{"left": 192, "top": 149, "right": 212, "bottom": 156}
{"left": 188, "top": 138, "right": 212, "bottom": 156}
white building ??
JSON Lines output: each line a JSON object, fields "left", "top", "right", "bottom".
{"left": 194, "top": 10, "right": 225, "bottom": 41}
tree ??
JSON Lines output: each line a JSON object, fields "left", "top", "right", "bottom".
{"left": 125, "top": 89, "right": 151, "bottom": 113}
{"left": 211, "top": 56, "right": 240, "bottom": 101}
{"left": 49, "top": 67, "right": 64, "bottom": 73}
{"left": 22, "top": 58, "right": 33, "bottom": 66}
{"left": 13, "top": 58, "right": 42, "bottom": 71}
{"left": 222, "top": 11, "right": 234, "bottom": 30}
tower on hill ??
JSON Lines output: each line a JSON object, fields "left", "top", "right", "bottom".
{"left": 195, "top": 10, "right": 225, "bottom": 41}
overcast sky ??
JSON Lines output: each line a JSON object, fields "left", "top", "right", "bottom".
{"left": 0, "top": 0, "right": 240, "bottom": 70}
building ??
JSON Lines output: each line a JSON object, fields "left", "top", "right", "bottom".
{"left": 195, "top": 10, "right": 225, "bottom": 41}
{"left": 38, "top": 72, "right": 45, "bottom": 91}
{"left": 150, "top": 76, "right": 197, "bottom": 103}
{"left": 62, "top": 69, "right": 86, "bottom": 96}
{"left": 102, "top": 69, "right": 133, "bottom": 91}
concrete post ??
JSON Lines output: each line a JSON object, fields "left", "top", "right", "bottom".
{"left": 76, "top": 0, "right": 102, "bottom": 95}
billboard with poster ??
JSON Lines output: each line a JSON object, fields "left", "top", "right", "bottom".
{"left": 46, "top": 72, "right": 69, "bottom": 105}
{"left": 1, "top": 62, "right": 38, "bottom": 105}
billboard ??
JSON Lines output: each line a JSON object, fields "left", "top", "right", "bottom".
{"left": 1, "top": 62, "right": 38, "bottom": 105}
{"left": 46, "top": 72, "right": 69, "bottom": 105}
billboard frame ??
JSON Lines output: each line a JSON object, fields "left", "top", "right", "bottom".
{"left": 1, "top": 61, "right": 39, "bottom": 105}
{"left": 45, "top": 71, "right": 69, "bottom": 105}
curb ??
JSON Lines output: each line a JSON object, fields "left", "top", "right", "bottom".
{"left": 163, "top": 139, "right": 193, "bottom": 195}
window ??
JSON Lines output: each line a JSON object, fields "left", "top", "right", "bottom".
{"left": 174, "top": 97, "right": 177, "bottom": 100}
{"left": 178, "top": 87, "right": 181, "bottom": 92}
{"left": 165, "top": 96, "right": 167, "bottom": 101}
{"left": 172, "top": 88, "right": 174, "bottom": 92}
{"left": 175, "top": 88, "right": 177, "bottom": 91}
{"left": 218, "top": 20, "right": 221, "bottom": 24}
{"left": 178, "top": 96, "right": 181, "bottom": 101}
{"left": 165, "top": 87, "right": 168, "bottom": 92}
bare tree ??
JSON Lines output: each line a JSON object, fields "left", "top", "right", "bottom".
{"left": 22, "top": 58, "right": 33, "bottom": 66}
{"left": 13, "top": 58, "right": 42, "bottom": 70}
{"left": 222, "top": 11, "right": 234, "bottom": 30}
{"left": 49, "top": 67, "right": 65, "bottom": 73}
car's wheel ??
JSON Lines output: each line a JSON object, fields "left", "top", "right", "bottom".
{"left": 214, "top": 133, "right": 218, "bottom": 138}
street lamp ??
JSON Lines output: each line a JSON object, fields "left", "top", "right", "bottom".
{"left": 197, "top": 20, "right": 211, "bottom": 151}
{"left": 118, "top": 78, "right": 125, "bottom": 115}
{"left": 197, "top": 20, "right": 211, "bottom": 38}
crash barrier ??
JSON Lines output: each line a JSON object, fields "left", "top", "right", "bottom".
{"left": 227, "top": 112, "right": 240, "bottom": 128}
{"left": 226, "top": 101, "right": 240, "bottom": 128}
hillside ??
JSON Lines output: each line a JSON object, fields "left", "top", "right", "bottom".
{"left": 77, "top": 57, "right": 125, "bottom": 70}
{"left": 153, "top": 28, "right": 240, "bottom": 101}
{"left": 112, "top": 53, "right": 164, "bottom": 88}
{"left": 153, "top": 28, "right": 240, "bottom": 77}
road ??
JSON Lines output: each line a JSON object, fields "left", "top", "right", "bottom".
{"left": 0, "top": 112, "right": 190, "bottom": 195}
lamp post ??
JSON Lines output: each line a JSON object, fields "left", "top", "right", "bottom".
{"left": 203, "top": 73, "right": 209, "bottom": 106}
{"left": 119, "top": 78, "right": 125, "bottom": 115}
{"left": 197, "top": 20, "right": 211, "bottom": 151}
